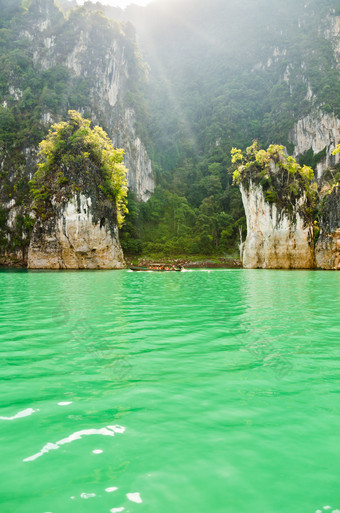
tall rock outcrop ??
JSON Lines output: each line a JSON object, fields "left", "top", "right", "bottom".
{"left": 324, "top": 14, "right": 340, "bottom": 70}
{"left": 28, "top": 193, "right": 124, "bottom": 269}
{"left": 233, "top": 144, "right": 316, "bottom": 269}
{"left": 236, "top": 144, "right": 340, "bottom": 270}
{"left": 26, "top": 111, "right": 126, "bottom": 269}
{"left": 315, "top": 185, "right": 340, "bottom": 270}
{"left": 240, "top": 182, "right": 315, "bottom": 269}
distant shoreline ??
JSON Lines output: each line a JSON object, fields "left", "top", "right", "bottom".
{"left": 127, "top": 257, "right": 242, "bottom": 269}
{"left": 0, "top": 255, "right": 242, "bottom": 270}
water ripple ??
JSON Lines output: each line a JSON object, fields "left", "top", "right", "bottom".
{"left": 0, "top": 269, "right": 339, "bottom": 513}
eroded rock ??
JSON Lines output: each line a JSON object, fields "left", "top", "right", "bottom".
{"left": 241, "top": 182, "right": 315, "bottom": 269}
{"left": 28, "top": 194, "right": 125, "bottom": 269}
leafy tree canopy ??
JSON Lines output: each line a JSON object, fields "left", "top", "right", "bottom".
{"left": 231, "top": 142, "right": 317, "bottom": 222}
{"left": 30, "top": 110, "right": 128, "bottom": 226}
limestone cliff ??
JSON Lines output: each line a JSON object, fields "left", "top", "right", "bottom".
{"left": 0, "top": 0, "right": 153, "bottom": 266}
{"left": 28, "top": 194, "right": 124, "bottom": 269}
{"left": 0, "top": 200, "right": 33, "bottom": 267}
{"left": 315, "top": 186, "right": 340, "bottom": 270}
{"left": 240, "top": 182, "right": 314, "bottom": 269}
{"left": 234, "top": 144, "right": 316, "bottom": 269}
{"left": 27, "top": 1, "right": 154, "bottom": 201}
{"left": 26, "top": 110, "right": 126, "bottom": 269}
{"left": 289, "top": 15, "right": 340, "bottom": 179}
{"left": 236, "top": 143, "right": 340, "bottom": 270}
{"left": 289, "top": 111, "right": 340, "bottom": 179}
{"left": 324, "top": 14, "right": 340, "bottom": 70}
{"left": 111, "top": 109, "right": 154, "bottom": 202}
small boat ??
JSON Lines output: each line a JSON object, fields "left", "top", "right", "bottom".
{"left": 129, "top": 264, "right": 183, "bottom": 272}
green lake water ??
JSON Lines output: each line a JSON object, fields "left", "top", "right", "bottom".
{"left": 0, "top": 268, "right": 339, "bottom": 513}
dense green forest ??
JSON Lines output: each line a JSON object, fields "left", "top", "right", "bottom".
{"left": 118, "top": 0, "right": 340, "bottom": 256}
{"left": 0, "top": 0, "right": 142, "bottom": 256}
{"left": 1, "top": 0, "right": 339, "bottom": 259}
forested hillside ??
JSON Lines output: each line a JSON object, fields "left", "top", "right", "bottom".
{"left": 0, "top": 0, "right": 148, "bottom": 261}
{"left": 118, "top": 0, "right": 340, "bottom": 256}
{"left": 1, "top": 0, "right": 339, "bottom": 261}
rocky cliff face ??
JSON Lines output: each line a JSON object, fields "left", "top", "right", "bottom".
{"left": 289, "top": 15, "right": 340, "bottom": 179}
{"left": 238, "top": 152, "right": 340, "bottom": 270}
{"left": 28, "top": 194, "right": 124, "bottom": 269}
{"left": 315, "top": 186, "right": 340, "bottom": 270}
{"left": 325, "top": 14, "right": 340, "bottom": 69}
{"left": 290, "top": 111, "right": 340, "bottom": 179}
{"left": 0, "top": 0, "right": 154, "bottom": 266}
{"left": 28, "top": 1, "right": 154, "bottom": 201}
{"left": 111, "top": 109, "right": 154, "bottom": 202}
{"left": 240, "top": 182, "right": 315, "bottom": 269}
{"left": 26, "top": 108, "right": 126, "bottom": 270}
{"left": 234, "top": 144, "right": 317, "bottom": 269}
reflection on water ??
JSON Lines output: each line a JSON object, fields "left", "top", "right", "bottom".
{"left": 23, "top": 425, "right": 125, "bottom": 462}
{"left": 0, "top": 407, "right": 38, "bottom": 420}
{"left": 0, "top": 269, "right": 339, "bottom": 513}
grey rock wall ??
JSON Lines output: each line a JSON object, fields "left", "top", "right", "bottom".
{"left": 290, "top": 111, "right": 340, "bottom": 179}
{"left": 240, "top": 182, "right": 315, "bottom": 269}
{"left": 28, "top": 3, "right": 154, "bottom": 201}
{"left": 28, "top": 194, "right": 125, "bottom": 269}
{"left": 315, "top": 186, "right": 340, "bottom": 270}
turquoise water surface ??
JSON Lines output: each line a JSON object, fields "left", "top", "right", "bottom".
{"left": 0, "top": 269, "right": 339, "bottom": 513}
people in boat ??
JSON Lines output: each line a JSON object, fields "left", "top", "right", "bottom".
{"left": 142, "top": 263, "right": 183, "bottom": 271}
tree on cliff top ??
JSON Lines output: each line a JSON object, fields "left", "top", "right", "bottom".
{"left": 231, "top": 142, "right": 317, "bottom": 223}
{"left": 30, "top": 110, "right": 128, "bottom": 226}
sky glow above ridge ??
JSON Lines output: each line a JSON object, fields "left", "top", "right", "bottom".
{"left": 76, "top": 0, "right": 153, "bottom": 8}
